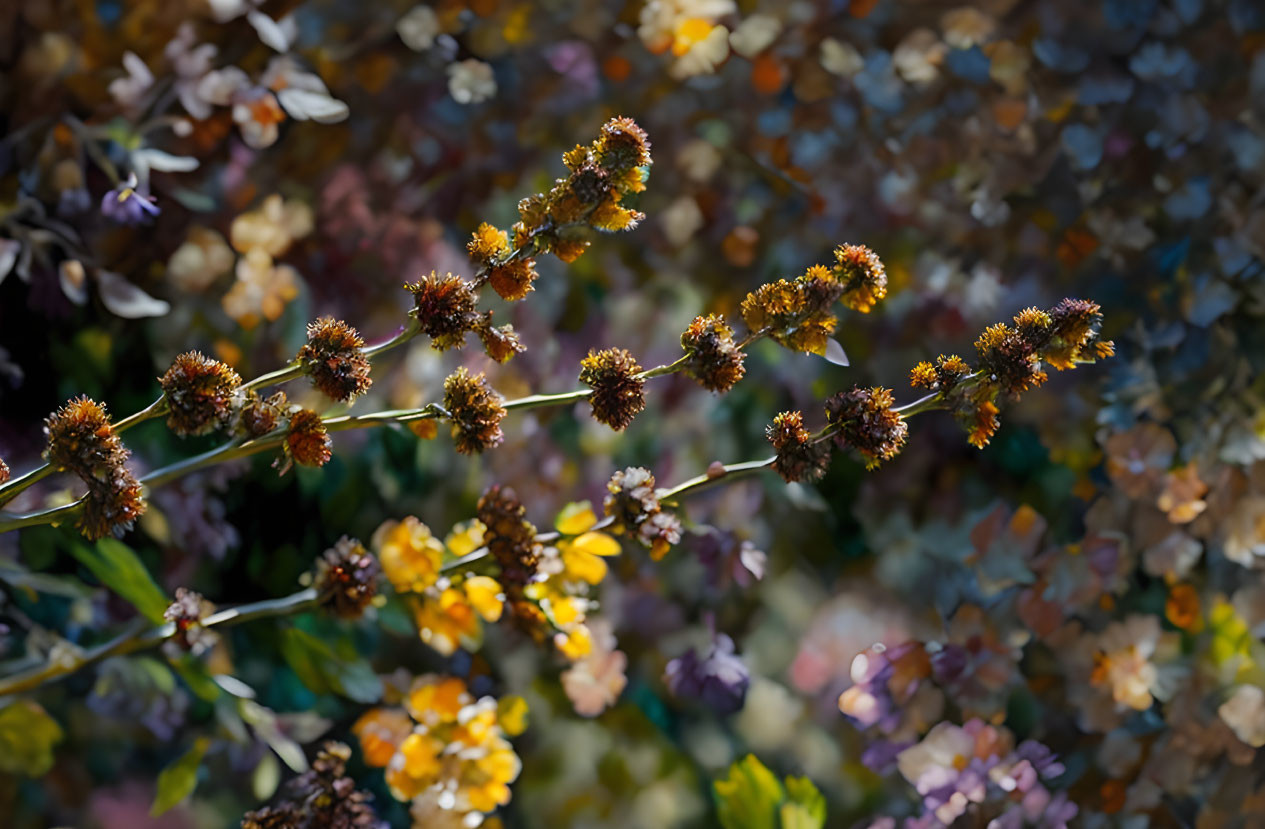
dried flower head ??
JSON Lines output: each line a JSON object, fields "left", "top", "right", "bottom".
{"left": 79, "top": 466, "right": 147, "bottom": 541}
{"left": 960, "top": 398, "right": 1001, "bottom": 449}
{"left": 163, "top": 588, "right": 217, "bottom": 653}
{"left": 740, "top": 277, "right": 842, "bottom": 355}
{"left": 487, "top": 257, "right": 539, "bottom": 302}
{"left": 159, "top": 351, "right": 243, "bottom": 437}
{"left": 767, "top": 410, "right": 831, "bottom": 483}
{"left": 405, "top": 272, "right": 480, "bottom": 350}
{"left": 0, "top": 456, "right": 7, "bottom": 484}
{"left": 477, "top": 485, "right": 541, "bottom": 585}
{"left": 595, "top": 116, "right": 653, "bottom": 172}
{"left": 602, "top": 466, "right": 680, "bottom": 558}
{"left": 1046, "top": 297, "right": 1109, "bottom": 369}
{"left": 44, "top": 396, "right": 147, "bottom": 539}
{"left": 910, "top": 354, "right": 972, "bottom": 391}
{"left": 315, "top": 537, "right": 381, "bottom": 619}
{"left": 234, "top": 390, "right": 287, "bottom": 438}
{"left": 825, "top": 386, "right": 909, "bottom": 469}
{"left": 833, "top": 244, "right": 888, "bottom": 313}
{"left": 681, "top": 315, "right": 746, "bottom": 393}
{"left": 443, "top": 368, "right": 506, "bottom": 454}
{"left": 297, "top": 317, "right": 371, "bottom": 402}
{"left": 285, "top": 409, "right": 332, "bottom": 469}
{"left": 468, "top": 222, "right": 510, "bottom": 265}
{"left": 242, "top": 741, "right": 385, "bottom": 829}
{"left": 975, "top": 322, "right": 1047, "bottom": 397}
{"left": 579, "top": 348, "right": 645, "bottom": 431}
{"left": 475, "top": 319, "right": 525, "bottom": 363}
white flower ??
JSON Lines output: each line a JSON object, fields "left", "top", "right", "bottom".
{"left": 897, "top": 722, "right": 976, "bottom": 794}
{"left": 1224, "top": 496, "right": 1265, "bottom": 568}
{"left": 820, "top": 38, "right": 863, "bottom": 77}
{"left": 1142, "top": 531, "right": 1202, "bottom": 579}
{"left": 661, "top": 196, "right": 704, "bottom": 247}
{"left": 638, "top": 0, "right": 736, "bottom": 53}
{"left": 108, "top": 51, "right": 154, "bottom": 112}
{"left": 168, "top": 227, "right": 235, "bottom": 293}
{"left": 729, "top": 14, "right": 780, "bottom": 59}
{"left": 1218, "top": 685, "right": 1265, "bottom": 747}
{"left": 1093, "top": 615, "right": 1167, "bottom": 710}
{"left": 447, "top": 59, "right": 496, "bottom": 105}
{"left": 670, "top": 25, "right": 729, "bottom": 79}
{"left": 892, "top": 29, "right": 946, "bottom": 85}
{"left": 397, "top": 5, "right": 441, "bottom": 52}
{"left": 165, "top": 23, "right": 220, "bottom": 119}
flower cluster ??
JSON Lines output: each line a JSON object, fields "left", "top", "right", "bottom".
{"left": 159, "top": 351, "right": 243, "bottom": 437}
{"left": 162, "top": 588, "right": 216, "bottom": 654}
{"left": 355, "top": 676, "right": 522, "bottom": 825}
{"left": 442, "top": 368, "right": 506, "bottom": 454}
{"left": 578, "top": 348, "right": 646, "bottom": 431}
{"left": 242, "top": 741, "right": 384, "bottom": 829}
{"left": 283, "top": 409, "right": 332, "bottom": 471}
{"left": 312, "top": 536, "right": 381, "bottom": 619}
{"left": 665, "top": 632, "right": 750, "bottom": 715}
{"left": 296, "top": 317, "right": 372, "bottom": 403}
{"left": 680, "top": 314, "right": 746, "bottom": 393}
{"left": 766, "top": 410, "right": 831, "bottom": 483}
{"left": 825, "top": 387, "right": 909, "bottom": 470}
{"left": 603, "top": 467, "right": 682, "bottom": 560}
{"left": 477, "top": 486, "right": 541, "bottom": 587}
{"left": 43, "top": 397, "right": 145, "bottom": 540}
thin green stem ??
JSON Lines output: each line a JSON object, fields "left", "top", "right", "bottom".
{"left": 659, "top": 458, "right": 776, "bottom": 502}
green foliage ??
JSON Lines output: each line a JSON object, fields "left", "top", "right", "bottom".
{"left": 279, "top": 627, "right": 383, "bottom": 703}
{"left": 70, "top": 538, "right": 168, "bottom": 623}
{"left": 151, "top": 738, "right": 209, "bottom": 816}
{"left": 0, "top": 700, "right": 64, "bottom": 777}
{"left": 714, "top": 755, "right": 826, "bottom": 829}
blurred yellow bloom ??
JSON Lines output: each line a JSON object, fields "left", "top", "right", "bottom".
{"left": 463, "top": 575, "right": 505, "bottom": 622}
{"left": 373, "top": 516, "right": 444, "bottom": 593}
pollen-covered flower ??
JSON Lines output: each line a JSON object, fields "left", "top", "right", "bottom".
{"left": 234, "top": 390, "right": 286, "bottom": 438}
{"left": 159, "top": 351, "right": 243, "bottom": 436}
{"left": 833, "top": 243, "right": 888, "bottom": 313}
{"left": 975, "top": 322, "right": 1047, "bottom": 398}
{"left": 442, "top": 368, "right": 506, "bottom": 454}
{"left": 579, "top": 348, "right": 645, "bottom": 431}
{"left": 314, "top": 536, "right": 381, "bottom": 619}
{"left": 163, "top": 588, "right": 217, "bottom": 654}
{"left": 910, "top": 354, "right": 971, "bottom": 391}
{"left": 740, "top": 276, "right": 843, "bottom": 355}
{"left": 681, "top": 314, "right": 746, "bottom": 392}
{"left": 297, "top": 317, "right": 372, "bottom": 402}
{"left": 468, "top": 222, "right": 510, "bottom": 265}
{"left": 373, "top": 516, "right": 445, "bottom": 594}
{"left": 766, "top": 410, "right": 832, "bottom": 483}
{"left": 284, "top": 408, "right": 332, "bottom": 469}
{"left": 825, "top": 387, "right": 909, "bottom": 469}
{"left": 406, "top": 272, "right": 480, "bottom": 351}
{"left": 477, "top": 485, "right": 541, "bottom": 586}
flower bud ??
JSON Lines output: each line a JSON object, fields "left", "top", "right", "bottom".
{"left": 298, "top": 317, "right": 372, "bottom": 402}
{"left": 443, "top": 368, "right": 506, "bottom": 454}
{"left": 579, "top": 348, "right": 645, "bottom": 431}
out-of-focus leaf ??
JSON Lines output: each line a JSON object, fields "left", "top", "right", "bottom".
{"left": 0, "top": 238, "right": 19, "bottom": 286}
{"left": 151, "top": 738, "right": 208, "bottom": 816}
{"left": 70, "top": 539, "right": 168, "bottom": 623}
{"left": 0, "top": 700, "right": 64, "bottom": 777}
{"left": 715, "top": 754, "right": 784, "bottom": 829}
{"left": 96, "top": 270, "right": 170, "bottom": 318}
{"left": 252, "top": 752, "right": 281, "bottom": 802}
{"left": 213, "top": 674, "right": 257, "bottom": 699}
{"left": 780, "top": 776, "right": 827, "bottom": 829}
{"left": 280, "top": 628, "right": 382, "bottom": 703}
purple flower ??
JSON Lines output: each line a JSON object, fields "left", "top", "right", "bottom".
{"left": 693, "top": 529, "right": 766, "bottom": 589}
{"left": 664, "top": 632, "right": 750, "bottom": 714}
{"left": 100, "top": 175, "right": 159, "bottom": 225}
{"left": 861, "top": 738, "right": 912, "bottom": 774}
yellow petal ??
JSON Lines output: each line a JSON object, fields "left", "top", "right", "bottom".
{"left": 555, "top": 624, "right": 593, "bottom": 660}
{"left": 572, "top": 531, "right": 621, "bottom": 557}
{"left": 555, "top": 501, "right": 597, "bottom": 535}
{"left": 497, "top": 695, "right": 529, "bottom": 737}
{"left": 463, "top": 575, "right": 504, "bottom": 622}
{"left": 549, "top": 596, "right": 583, "bottom": 627}
{"left": 562, "top": 548, "right": 607, "bottom": 584}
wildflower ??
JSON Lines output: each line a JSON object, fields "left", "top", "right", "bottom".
{"left": 372, "top": 516, "right": 444, "bottom": 594}
{"left": 229, "top": 194, "right": 314, "bottom": 258}
{"left": 910, "top": 354, "right": 971, "bottom": 391}
{"left": 1156, "top": 464, "right": 1208, "bottom": 524}
{"left": 833, "top": 244, "right": 888, "bottom": 312}
{"left": 243, "top": 741, "right": 385, "bottom": 828}
{"left": 1045, "top": 297, "right": 1108, "bottom": 369}
{"left": 78, "top": 467, "right": 147, "bottom": 541}
{"left": 562, "top": 619, "right": 628, "bottom": 717}
{"left": 475, "top": 320, "right": 525, "bottom": 363}
{"left": 297, "top": 317, "right": 372, "bottom": 402}
{"left": 739, "top": 275, "right": 842, "bottom": 355}
{"left": 163, "top": 588, "right": 217, "bottom": 654}
{"left": 405, "top": 273, "right": 480, "bottom": 350}
{"left": 100, "top": 174, "right": 159, "bottom": 225}
{"left": 234, "top": 390, "right": 286, "bottom": 438}
{"left": 467, "top": 222, "right": 511, "bottom": 265}
{"left": 487, "top": 258, "right": 538, "bottom": 302}
{"left": 1218, "top": 685, "right": 1265, "bottom": 748}
{"left": 223, "top": 249, "right": 301, "bottom": 329}
{"left": 477, "top": 485, "right": 541, "bottom": 586}
{"left": 159, "top": 351, "right": 243, "bottom": 436}
{"left": 1090, "top": 615, "right": 1170, "bottom": 710}
{"left": 838, "top": 642, "right": 937, "bottom": 735}
{"left": 825, "top": 387, "right": 908, "bottom": 469}
{"left": 603, "top": 466, "right": 682, "bottom": 559}
{"left": 44, "top": 397, "right": 146, "bottom": 540}
{"left": 1104, "top": 423, "right": 1176, "bottom": 498}
{"left": 442, "top": 368, "right": 506, "bottom": 454}
{"left": 167, "top": 226, "right": 234, "bottom": 293}
{"left": 447, "top": 59, "right": 497, "bottom": 104}
{"left": 665, "top": 632, "right": 750, "bottom": 714}
{"left": 314, "top": 536, "right": 381, "bottom": 619}
{"left": 353, "top": 708, "right": 414, "bottom": 768}
{"left": 975, "top": 322, "right": 1046, "bottom": 398}
{"left": 579, "top": 347, "right": 645, "bottom": 431}
{"left": 766, "top": 410, "right": 831, "bottom": 482}
{"left": 680, "top": 314, "right": 746, "bottom": 392}
{"left": 284, "top": 409, "right": 332, "bottom": 469}
{"left": 396, "top": 4, "right": 440, "bottom": 51}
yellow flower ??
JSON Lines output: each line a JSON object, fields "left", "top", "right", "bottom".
{"left": 497, "top": 695, "right": 529, "bottom": 737}
{"left": 373, "top": 516, "right": 444, "bottom": 593}
{"left": 555, "top": 623, "right": 594, "bottom": 660}
{"left": 352, "top": 707, "right": 413, "bottom": 768}
{"left": 446, "top": 519, "right": 487, "bottom": 557}
{"left": 555, "top": 500, "right": 598, "bottom": 535}
{"left": 406, "top": 674, "right": 471, "bottom": 725}
{"left": 557, "top": 530, "right": 621, "bottom": 585}
{"left": 413, "top": 586, "right": 481, "bottom": 656}
{"left": 463, "top": 575, "right": 505, "bottom": 622}
{"left": 384, "top": 730, "right": 442, "bottom": 800}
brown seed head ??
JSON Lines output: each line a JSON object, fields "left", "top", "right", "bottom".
{"left": 824, "top": 387, "right": 909, "bottom": 470}
{"left": 285, "top": 409, "right": 332, "bottom": 468}
{"left": 315, "top": 537, "right": 380, "bottom": 619}
{"left": 681, "top": 315, "right": 746, "bottom": 393}
{"left": 443, "top": 368, "right": 506, "bottom": 454}
{"left": 476, "top": 320, "right": 525, "bottom": 363}
{"left": 159, "top": 351, "right": 243, "bottom": 437}
{"left": 298, "top": 317, "right": 371, "bottom": 402}
{"left": 766, "top": 410, "right": 832, "bottom": 483}
{"left": 477, "top": 485, "right": 541, "bottom": 586}
{"left": 579, "top": 348, "right": 645, "bottom": 431}
{"left": 595, "top": 116, "right": 653, "bottom": 172}
{"left": 405, "top": 272, "right": 480, "bottom": 350}
{"left": 235, "top": 390, "right": 287, "bottom": 438}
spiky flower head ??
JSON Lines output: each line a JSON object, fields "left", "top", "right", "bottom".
{"left": 298, "top": 317, "right": 372, "bottom": 402}
{"left": 285, "top": 409, "right": 332, "bottom": 469}
{"left": 443, "top": 368, "right": 506, "bottom": 454}
{"left": 910, "top": 354, "right": 972, "bottom": 391}
{"left": 314, "top": 537, "right": 381, "bottom": 619}
{"left": 235, "top": 390, "right": 287, "bottom": 438}
{"left": 405, "top": 272, "right": 480, "bottom": 350}
{"left": 579, "top": 348, "right": 645, "bottom": 431}
{"left": 740, "top": 277, "right": 842, "bottom": 355}
{"left": 975, "top": 322, "right": 1047, "bottom": 397}
{"left": 595, "top": 116, "right": 653, "bottom": 172}
{"left": 487, "top": 258, "right": 538, "bottom": 302}
{"left": 1046, "top": 298, "right": 1109, "bottom": 369}
{"left": 242, "top": 741, "right": 385, "bottom": 829}
{"left": 824, "top": 386, "right": 909, "bottom": 470}
{"left": 159, "top": 351, "right": 243, "bottom": 437}
{"left": 79, "top": 466, "right": 146, "bottom": 541}
{"left": 767, "top": 410, "right": 832, "bottom": 483}
{"left": 467, "top": 222, "right": 510, "bottom": 265}
{"left": 163, "top": 588, "right": 217, "bottom": 653}
{"left": 602, "top": 466, "right": 681, "bottom": 558}
{"left": 680, "top": 314, "right": 746, "bottom": 393}
{"left": 832, "top": 244, "right": 888, "bottom": 313}
{"left": 44, "top": 396, "right": 147, "bottom": 539}
{"left": 477, "top": 485, "right": 541, "bottom": 586}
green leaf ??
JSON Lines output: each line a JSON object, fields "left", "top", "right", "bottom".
{"left": 780, "top": 776, "right": 827, "bottom": 829}
{"left": 70, "top": 539, "right": 168, "bottom": 623}
{"left": 715, "top": 754, "right": 785, "bottom": 829}
{"left": 0, "top": 700, "right": 64, "bottom": 777}
{"left": 279, "top": 628, "right": 382, "bottom": 703}
{"left": 151, "top": 738, "right": 208, "bottom": 816}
